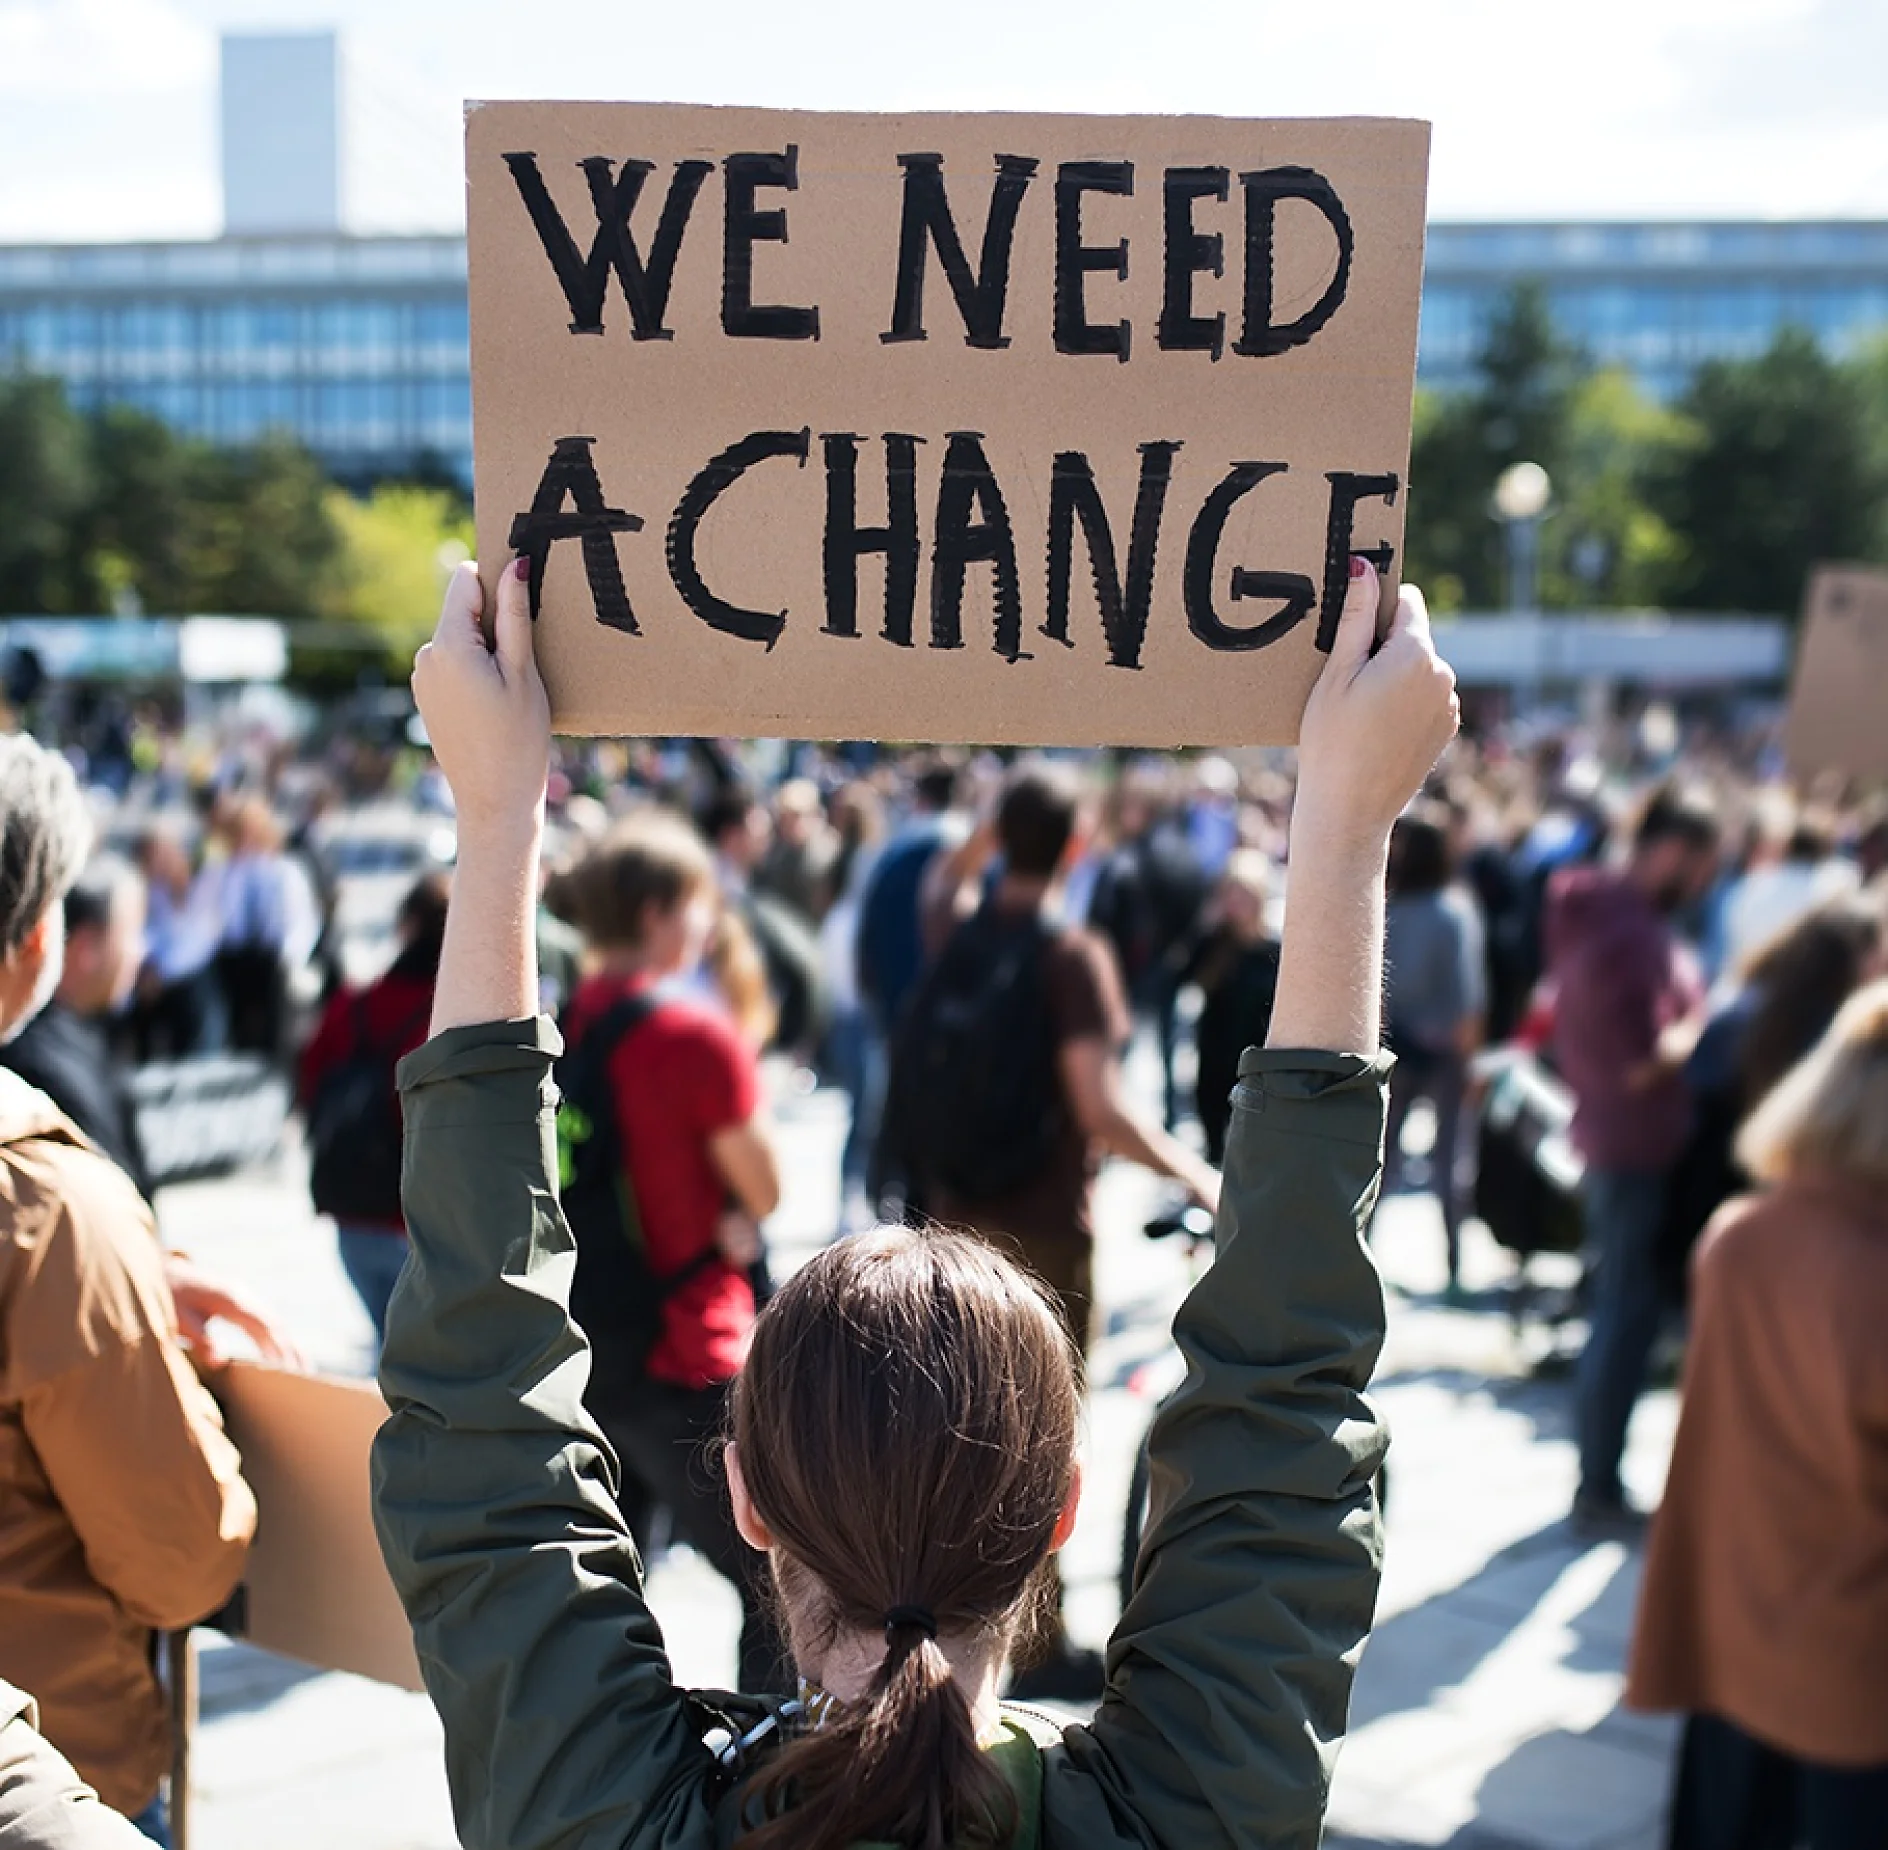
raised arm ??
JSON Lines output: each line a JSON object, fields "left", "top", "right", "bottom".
{"left": 1051, "top": 561, "right": 1458, "bottom": 1850}
{"left": 371, "top": 563, "right": 722, "bottom": 1850}
{"left": 420, "top": 559, "right": 548, "bottom": 1035}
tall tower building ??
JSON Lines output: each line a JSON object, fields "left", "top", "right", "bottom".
{"left": 220, "top": 32, "right": 341, "bottom": 236}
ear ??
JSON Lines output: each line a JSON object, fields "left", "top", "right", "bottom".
{"left": 1049, "top": 1462, "right": 1083, "bottom": 1553}
{"left": 723, "top": 1441, "right": 775, "bottom": 1554}
{"left": 3, "top": 909, "right": 55, "bottom": 980}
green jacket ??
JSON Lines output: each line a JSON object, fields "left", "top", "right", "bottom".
{"left": 374, "top": 1020, "right": 1391, "bottom": 1850}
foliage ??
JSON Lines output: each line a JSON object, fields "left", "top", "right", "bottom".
{"left": 324, "top": 483, "right": 474, "bottom": 661}
{"left": 1404, "top": 282, "right": 1585, "bottom": 611}
{"left": 1554, "top": 368, "right": 1689, "bottom": 609}
{"left": 0, "top": 378, "right": 477, "bottom": 668}
{"left": 1405, "top": 287, "right": 1888, "bottom": 619}
{"left": 180, "top": 436, "right": 347, "bottom": 619}
{"left": 0, "top": 376, "right": 96, "bottom": 614}
{"left": 1651, "top": 329, "right": 1888, "bottom": 615}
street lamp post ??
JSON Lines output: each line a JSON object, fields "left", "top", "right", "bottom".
{"left": 1493, "top": 460, "right": 1552, "bottom": 714}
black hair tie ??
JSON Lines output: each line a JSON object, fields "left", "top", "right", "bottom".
{"left": 883, "top": 1605, "right": 938, "bottom": 1642}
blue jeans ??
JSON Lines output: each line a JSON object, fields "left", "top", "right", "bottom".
{"left": 337, "top": 1225, "right": 408, "bottom": 1347}
{"left": 1575, "top": 1166, "right": 1668, "bottom": 1503}
{"left": 823, "top": 1007, "right": 883, "bottom": 1204}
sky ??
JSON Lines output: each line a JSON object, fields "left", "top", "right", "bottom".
{"left": 2, "top": 0, "right": 1884, "bottom": 243}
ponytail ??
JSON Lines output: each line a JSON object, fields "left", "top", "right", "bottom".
{"left": 736, "top": 1619, "right": 1016, "bottom": 1850}
{"left": 727, "top": 1227, "right": 1081, "bottom": 1850}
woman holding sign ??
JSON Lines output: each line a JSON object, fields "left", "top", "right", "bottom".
{"left": 372, "top": 552, "right": 1458, "bottom": 1850}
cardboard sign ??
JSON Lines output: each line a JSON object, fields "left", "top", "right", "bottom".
{"left": 1784, "top": 565, "right": 1888, "bottom": 784}
{"left": 466, "top": 103, "right": 1430, "bottom": 744}
{"left": 216, "top": 1364, "right": 423, "bottom": 1693}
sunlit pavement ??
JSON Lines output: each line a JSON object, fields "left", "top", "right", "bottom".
{"left": 161, "top": 1075, "right": 1676, "bottom": 1850}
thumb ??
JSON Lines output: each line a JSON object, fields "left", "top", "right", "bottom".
{"left": 493, "top": 554, "right": 537, "bottom": 678}
{"left": 436, "top": 558, "right": 484, "bottom": 651}
{"left": 1385, "top": 579, "right": 1434, "bottom": 651}
{"left": 1329, "top": 556, "right": 1380, "bottom": 673}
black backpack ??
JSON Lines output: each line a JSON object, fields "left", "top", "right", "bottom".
{"left": 308, "top": 991, "right": 430, "bottom": 1224}
{"left": 556, "top": 993, "right": 719, "bottom": 1410}
{"left": 878, "top": 907, "right": 1064, "bottom": 1208}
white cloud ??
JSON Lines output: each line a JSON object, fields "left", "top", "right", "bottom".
{"left": 0, "top": 0, "right": 1884, "bottom": 239}
{"left": 0, "top": 0, "right": 213, "bottom": 96}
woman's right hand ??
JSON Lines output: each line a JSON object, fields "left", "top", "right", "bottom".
{"left": 1294, "top": 559, "right": 1459, "bottom": 851}
{"left": 1266, "top": 560, "right": 1458, "bottom": 1055}
{"left": 411, "top": 559, "right": 552, "bottom": 840}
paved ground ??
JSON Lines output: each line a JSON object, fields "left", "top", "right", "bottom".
{"left": 157, "top": 1072, "right": 1680, "bottom": 1850}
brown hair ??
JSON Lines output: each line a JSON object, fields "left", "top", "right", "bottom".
{"left": 708, "top": 906, "right": 778, "bottom": 1051}
{"left": 1633, "top": 782, "right": 1721, "bottom": 855}
{"left": 542, "top": 808, "right": 713, "bottom": 952}
{"left": 996, "top": 764, "right": 1080, "bottom": 879}
{"left": 728, "top": 1227, "right": 1081, "bottom": 1850}
{"left": 1388, "top": 803, "right": 1454, "bottom": 898}
{"left": 1737, "top": 894, "right": 1886, "bottom": 1110}
{"left": 1738, "top": 978, "right": 1888, "bottom": 1191}
{"left": 395, "top": 871, "right": 453, "bottom": 968}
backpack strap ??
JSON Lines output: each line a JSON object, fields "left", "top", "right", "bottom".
{"left": 561, "top": 988, "right": 722, "bottom": 1296}
{"left": 569, "top": 988, "right": 663, "bottom": 1069}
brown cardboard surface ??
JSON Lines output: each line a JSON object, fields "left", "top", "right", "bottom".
{"left": 1784, "top": 565, "right": 1888, "bottom": 784}
{"left": 466, "top": 103, "right": 1430, "bottom": 745}
{"left": 217, "top": 1364, "right": 422, "bottom": 1692}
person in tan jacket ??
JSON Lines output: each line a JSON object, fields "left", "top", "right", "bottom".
{"left": 0, "top": 735, "right": 258, "bottom": 1844}
{"left": 1627, "top": 977, "right": 1888, "bottom": 1850}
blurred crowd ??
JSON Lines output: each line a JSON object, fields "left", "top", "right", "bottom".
{"left": 5, "top": 695, "right": 1888, "bottom": 1841}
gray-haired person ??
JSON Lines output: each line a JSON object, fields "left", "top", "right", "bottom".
{"left": 0, "top": 733, "right": 263, "bottom": 1847}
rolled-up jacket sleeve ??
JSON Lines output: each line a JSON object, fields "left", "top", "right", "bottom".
{"left": 372, "top": 1020, "right": 717, "bottom": 1850}
{"left": 1048, "top": 1048, "right": 1391, "bottom": 1850}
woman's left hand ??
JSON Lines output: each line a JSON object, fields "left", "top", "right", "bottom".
{"left": 411, "top": 558, "right": 552, "bottom": 841}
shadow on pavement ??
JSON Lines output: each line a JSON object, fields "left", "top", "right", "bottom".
{"left": 1350, "top": 1518, "right": 1629, "bottom": 1729}
{"left": 198, "top": 1639, "right": 326, "bottom": 1718}
{"left": 1371, "top": 1361, "right": 1578, "bottom": 1450}
{"left": 1470, "top": 1720, "right": 1675, "bottom": 1850}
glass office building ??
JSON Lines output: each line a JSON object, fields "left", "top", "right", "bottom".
{"left": 2, "top": 218, "right": 1885, "bottom": 484}
{"left": 0, "top": 235, "right": 471, "bottom": 483}
{"left": 1420, "top": 220, "right": 1888, "bottom": 399}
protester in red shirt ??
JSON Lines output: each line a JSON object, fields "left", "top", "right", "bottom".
{"left": 298, "top": 874, "right": 448, "bottom": 1348}
{"left": 548, "top": 809, "right": 784, "bottom": 1692}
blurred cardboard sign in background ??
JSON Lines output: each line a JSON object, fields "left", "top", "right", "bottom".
{"left": 1785, "top": 565, "right": 1888, "bottom": 784}
{"left": 218, "top": 1365, "right": 422, "bottom": 1692}
{"left": 465, "top": 103, "right": 1430, "bottom": 745}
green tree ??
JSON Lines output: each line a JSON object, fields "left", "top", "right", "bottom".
{"left": 1848, "top": 332, "right": 1888, "bottom": 563}
{"left": 0, "top": 377, "right": 95, "bottom": 613}
{"left": 1404, "top": 281, "right": 1585, "bottom": 611}
{"left": 1653, "top": 328, "right": 1888, "bottom": 616}
{"left": 179, "top": 434, "right": 344, "bottom": 618}
{"left": 74, "top": 404, "right": 197, "bottom": 613}
{"left": 326, "top": 482, "right": 474, "bottom": 662}
{"left": 1551, "top": 367, "right": 1687, "bottom": 609}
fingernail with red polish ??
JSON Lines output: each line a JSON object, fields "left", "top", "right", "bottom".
{"left": 1350, "top": 554, "right": 1369, "bottom": 579}
{"left": 513, "top": 557, "right": 530, "bottom": 581}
